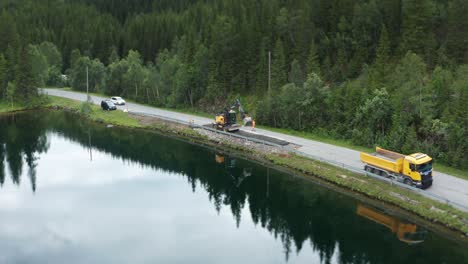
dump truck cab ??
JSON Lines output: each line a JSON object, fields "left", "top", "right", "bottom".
{"left": 396, "top": 222, "right": 427, "bottom": 245}
{"left": 402, "top": 153, "right": 433, "bottom": 188}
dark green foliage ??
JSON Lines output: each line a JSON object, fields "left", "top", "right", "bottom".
{"left": 47, "top": 66, "right": 65, "bottom": 87}
{"left": 288, "top": 59, "right": 304, "bottom": 87}
{"left": 306, "top": 41, "right": 320, "bottom": 76}
{"left": 255, "top": 40, "right": 269, "bottom": 96}
{"left": 80, "top": 101, "right": 93, "bottom": 115}
{"left": 28, "top": 44, "right": 48, "bottom": 86}
{"left": 370, "top": 24, "right": 391, "bottom": 87}
{"left": 353, "top": 88, "right": 392, "bottom": 145}
{"left": 399, "top": 0, "right": 435, "bottom": 58}
{"left": 108, "top": 46, "right": 120, "bottom": 65}
{"left": 70, "top": 56, "right": 106, "bottom": 92}
{"left": 1, "top": 0, "right": 466, "bottom": 169}
{"left": 15, "top": 46, "right": 37, "bottom": 102}
{"left": 446, "top": 0, "right": 468, "bottom": 63}
{"left": 5, "top": 46, "right": 17, "bottom": 84}
{"left": 258, "top": 73, "right": 330, "bottom": 130}
{"left": 0, "top": 54, "right": 6, "bottom": 98}
{"left": 271, "top": 39, "right": 287, "bottom": 93}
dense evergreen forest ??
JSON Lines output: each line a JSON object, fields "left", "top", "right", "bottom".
{"left": 0, "top": 0, "right": 466, "bottom": 169}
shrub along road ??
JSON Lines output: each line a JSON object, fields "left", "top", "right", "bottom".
{"left": 43, "top": 88, "right": 468, "bottom": 211}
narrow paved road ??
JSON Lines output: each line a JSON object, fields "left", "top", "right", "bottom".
{"left": 44, "top": 88, "right": 468, "bottom": 211}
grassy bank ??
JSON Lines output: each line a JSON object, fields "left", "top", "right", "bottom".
{"left": 53, "top": 98, "right": 468, "bottom": 234}
{"left": 259, "top": 126, "right": 468, "bottom": 180}
{"left": 0, "top": 101, "right": 29, "bottom": 113}
{"left": 45, "top": 88, "right": 468, "bottom": 179}
{"left": 46, "top": 96, "right": 203, "bottom": 139}
{"left": 214, "top": 133, "right": 468, "bottom": 235}
{"left": 265, "top": 153, "right": 468, "bottom": 234}
{"left": 59, "top": 87, "right": 213, "bottom": 119}
{"left": 46, "top": 96, "right": 140, "bottom": 128}
{"left": 2, "top": 96, "right": 467, "bottom": 235}
{"left": 434, "top": 164, "right": 468, "bottom": 180}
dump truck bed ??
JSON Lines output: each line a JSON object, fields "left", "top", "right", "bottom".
{"left": 360, "top": 147, "right": 404, "bottom": 174}
{"left": 376, "top": 147, "right": 405, "bottom": 161}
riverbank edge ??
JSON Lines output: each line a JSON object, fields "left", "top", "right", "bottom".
{"left": 44, "top": 87, "right": 468, "bottom": 180}
{"left": 2, "top": 97, "right": 467, "bottom": 238}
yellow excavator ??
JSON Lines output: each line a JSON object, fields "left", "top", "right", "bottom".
{"left": 213, "top": 99, "right": 251, "bottom": 132}
{"left": 357, "top": 204, "right": 426, "bottom": 244}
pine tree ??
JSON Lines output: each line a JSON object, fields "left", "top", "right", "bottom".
{"left": 5, "top": 45, "right": 17, "bottom": 83}
{"left": 372, "top": 24, "right": 391, "bottom": 86}
{"left": 108, "top": 46, "right": 120, "bottom": 64}
{"left": 15, "top": 46, "right": 37, "bottom": 101}
{"left": 270, "top": 39, "right": 286, "bottom": 94}
{"left": 402, "top": 125, "right": 418, "bottom": 154}
{"left": 0, "top": 12, "right": 20, "bottom": 55}
{"left": 446, "top": 0, "right": 468, "bottom": 63}
{"left": 375, "top": 24, "right": 390, "bottom": 66}
{"left": 399, "top": 0, "right": 434, "bottom": 57}
{"left": 288, "top": 59, "right": 304, "bottom": 86}
{"left": 29, "top": 44, "right": 49, "bottom": 87}
{"left": 70, "top": 49, "right": 82, "bottom": 69}
{"left": 0, "top": 54, "right": 6, "bottom": 99}
{"left": 255, "top": 41, "right": 268, "bottom": 95}
{"left": 306, "top": 41, "right": 321, "bottom": 76}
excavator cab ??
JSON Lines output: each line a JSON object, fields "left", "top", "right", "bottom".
{"left": 213, "top": 99, "right": 246, "bottom": 132}
{"left": 215, "top": 109, "right": 239, "bottom": 131}
{"left": 226, "top": 110, "right": 237, "bottom": 124}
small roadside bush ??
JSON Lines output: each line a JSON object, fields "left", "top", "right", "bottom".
{"left": 80, "top": 101, "right": 93, "bottom": 115}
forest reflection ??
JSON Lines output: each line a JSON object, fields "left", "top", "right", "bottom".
{"left": 0, "top": 111, "right": 466, "bottom": 264}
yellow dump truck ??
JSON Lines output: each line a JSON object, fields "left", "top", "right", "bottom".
{"left": 357, "top": 204, "right": 426, "bottom": 244}
{"left": 360, "top": 147, "right": 433, "bottom": 189}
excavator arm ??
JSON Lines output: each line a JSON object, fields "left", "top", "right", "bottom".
{"left": 230, "top": 99, "right": 246, "bottom": 120}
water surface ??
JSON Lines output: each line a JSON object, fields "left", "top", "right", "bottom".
{"left": 0, "top": 111, "right": 466, "bottom": 264}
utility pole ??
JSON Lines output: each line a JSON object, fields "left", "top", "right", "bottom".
{"left": 268, "top": 51, "right": 271, "bottom": 97}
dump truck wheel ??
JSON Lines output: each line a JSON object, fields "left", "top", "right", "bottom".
{"left": 403, "top": 178, "right": 412, "bottom": 186}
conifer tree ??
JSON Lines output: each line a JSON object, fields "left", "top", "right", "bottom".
{"left": 255, "top": 43, "right": 268, "bottom": 95}
{"left": 306, "top": 41, "right": 321, "bottom": 76}
{"left": 108, "top": 46, "right": 120, "bottom": 64}
{"left": 15, "top": 46, "right": 37, "bottom": 101}
{"left": 5, "top": 45, "right": 17, "bottom": 83}
{"left": 0, "top": 54, "right": 6, "bottom": 99}
{"left": 372, "top": 24, "right": 391, "bottom": 86}
{"left": 288, "top": 59, "right": 304, "bottom": 86}
{"left": 399, "top": 0, "right": 434, "bottom": 56}
{"left": 270, "top": 39, "right": 286, "bottom": 94}
{"left": 70, "top": 49, "right": 82, "bottom": 69}
{"left": 446, "top": 0, "right": 468, "bottom": 63}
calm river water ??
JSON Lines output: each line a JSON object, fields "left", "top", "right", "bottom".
{"left": 0, "top": 111, "right": 466, "bottom": 264}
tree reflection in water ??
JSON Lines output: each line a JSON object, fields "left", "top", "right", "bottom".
{"left": 0, "top": 112, "right": 50, "bottom": 192}
{"left": 0, "top": 111, "right": 466, "bottom": 264}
